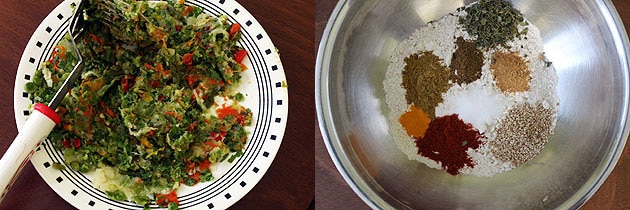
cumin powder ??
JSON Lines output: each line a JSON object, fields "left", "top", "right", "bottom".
{"left": 402, "top": 51, "right": 452, "bottom": 119}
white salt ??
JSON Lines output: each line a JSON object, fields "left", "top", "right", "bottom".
{"left": 435, "top": 80, "right": 510, "bottom": 134}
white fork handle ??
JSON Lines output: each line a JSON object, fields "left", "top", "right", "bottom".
{"left": 0, "top": 103, "right": 60, "bottom": 202}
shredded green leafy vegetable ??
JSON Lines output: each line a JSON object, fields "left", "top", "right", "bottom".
{"left": 25, "top": 0, "right": 252, "bottom": 208}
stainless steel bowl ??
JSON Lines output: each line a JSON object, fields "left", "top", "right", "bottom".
{"left": 316, "top": 0, "right": 630, "bottom": 209}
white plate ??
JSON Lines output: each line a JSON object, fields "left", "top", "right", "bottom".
{"left": 12, "top": 0, "right": 288, "bottom": 209}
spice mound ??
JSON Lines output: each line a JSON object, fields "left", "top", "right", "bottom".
{"left": 384, "top": 0, "right": 559, "bottom": 177}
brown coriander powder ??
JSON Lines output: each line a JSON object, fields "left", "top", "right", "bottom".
{"left": 490, "top": 51, "right": 531, "bottom": 93}
{"left": 490, "top": 102, "right": 554, "bottom": 166}
{"left": 402, "top": 51, "right": 452, "bottom": 119}
{"left": 450, "top": 37, "right": 484, "bottom": 85}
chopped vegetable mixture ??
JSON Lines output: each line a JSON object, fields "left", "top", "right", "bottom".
{"left": 25, "top": 0, "right": 252, "bottom": 208}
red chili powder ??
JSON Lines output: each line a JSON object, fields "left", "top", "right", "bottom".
{"left": 415, "top": 114, "right": 484, "bottom": 175}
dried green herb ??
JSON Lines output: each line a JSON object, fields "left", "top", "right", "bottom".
{"left": 545, "top": 61, "right": 553, "bottom": 67}
{"left": 459, "top": 0, "right": 528, "bottom": 48}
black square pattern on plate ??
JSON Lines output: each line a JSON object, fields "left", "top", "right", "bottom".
{"left": 23, "top": 110, "right": 30, "bottom": 116}
{"left": 45, "top": 27, "right": 52, "bottom": 33}
{"left": 57, "top": 14, "right": 64, "bottom": 20}
{"left": 277, "top": 100, "right": 282, "bottom": 105}
{"left": 256, "top": 34, "right": 263, "bottom": 40}
{"left": 36, "top": 41, "right": 43, "bottom": 48}
{"left": 233, "top": 9, "right": 239, "bottom": 15}
{"left": 23, "top": 92, "right": 28, "bottom": 98}
{"left": 253, "top": 167, "right": 259, "bottom": 173}
{"left": 56, "top": 177, "right": 63, "bottom": 183}
{"left": 275, "top": 82, "right": 281, "bottom": 87}
{"left": 275, "top": 118, "right": 281, "bottom": 123}
{"left": 263, "top": 152, "right": 269, "bottom": 157}
{"left": 240, "top": 181, "right": 246, "bottom": 187}
{"left": 270, "top": 135, "right": 277, "bottom": 140}
{"left": 25, "top": 74, "right": 31, "bottom": 80}
{"left": 218, "top": 0, "right": 225, "bottom": 4}
{"left": 225, "top": 193, "right": 231, "bottom": 199}
{"left": 245, "top": 20, "right": 252, "bottom": 26}
{"left": 88, "top": 201, "right": 95, "bottom": 206}
{"left": 208, "top": 203, "right": 214, "bottom": 209}
{"left": 43, "top": 162, "right": 51, "bottom": 168}
{"left": 29, "top": 57, "right": 35, "bottom": 64}
{"left": 272, "top": 65, "right": 278, "bottom": 71}
{"left": 265, "top": 49, "right": 272, "bottom": 55}
{"left": 71, "top": 190, "right": 78, "bottom": 196}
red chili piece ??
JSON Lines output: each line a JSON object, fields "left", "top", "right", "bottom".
{"left": 156, "top": 190, "right": 179, "bottom": 206}
{"left": 62, "top": 139, "right": 72, "bottom": 149}
{"left": 216, "top": 106, "right": 246, "bottom": 125}
{"left": 150, "top": 80, "right": 160, "bottom": 89}
{"left": 182, "top": 53, "right": 193, "bottom": 66}
{"left": 415, "top": 114, "right": 484, "bottom": 175}
{"left": 73, "top": 138, "right": 81, "bottom": 149}
{"left": 210, "top": 131, "right": 227, "bottom": 141}
{"left": 62, "top": 138, "right": 82, "bottom": 149}
{"left": 121, "top": 74, "right": 136, "bottom": 92}
{"left": 229, "top": 23, "right": 241, "bottom": 40}
{"left": 234, "top": 49, "right": 247, "bottom": 64}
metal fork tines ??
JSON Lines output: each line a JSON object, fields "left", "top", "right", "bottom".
{"left": 48, "top": 0, "right": 89, "bottom": 110}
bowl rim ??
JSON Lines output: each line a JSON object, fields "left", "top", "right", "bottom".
{"left": 315, "top": 0, "right": 630, "bottom": 209}
{"left": 315, "top": 0, "right": 384, "bottom": 208}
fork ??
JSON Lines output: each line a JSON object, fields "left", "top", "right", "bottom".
{"left": 0, "top": 0, "right": 89, "bottom": 202}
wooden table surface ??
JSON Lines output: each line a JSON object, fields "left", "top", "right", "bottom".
{"left": 316, "top": 0, "right": 630, "bottom": 209}
{"left": 0, "top": 0, "right": 314, "bottom": 209}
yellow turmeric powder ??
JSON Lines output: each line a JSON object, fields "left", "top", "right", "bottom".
{"left": 398, "top": 105, "right": 431, "bottom": 138}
